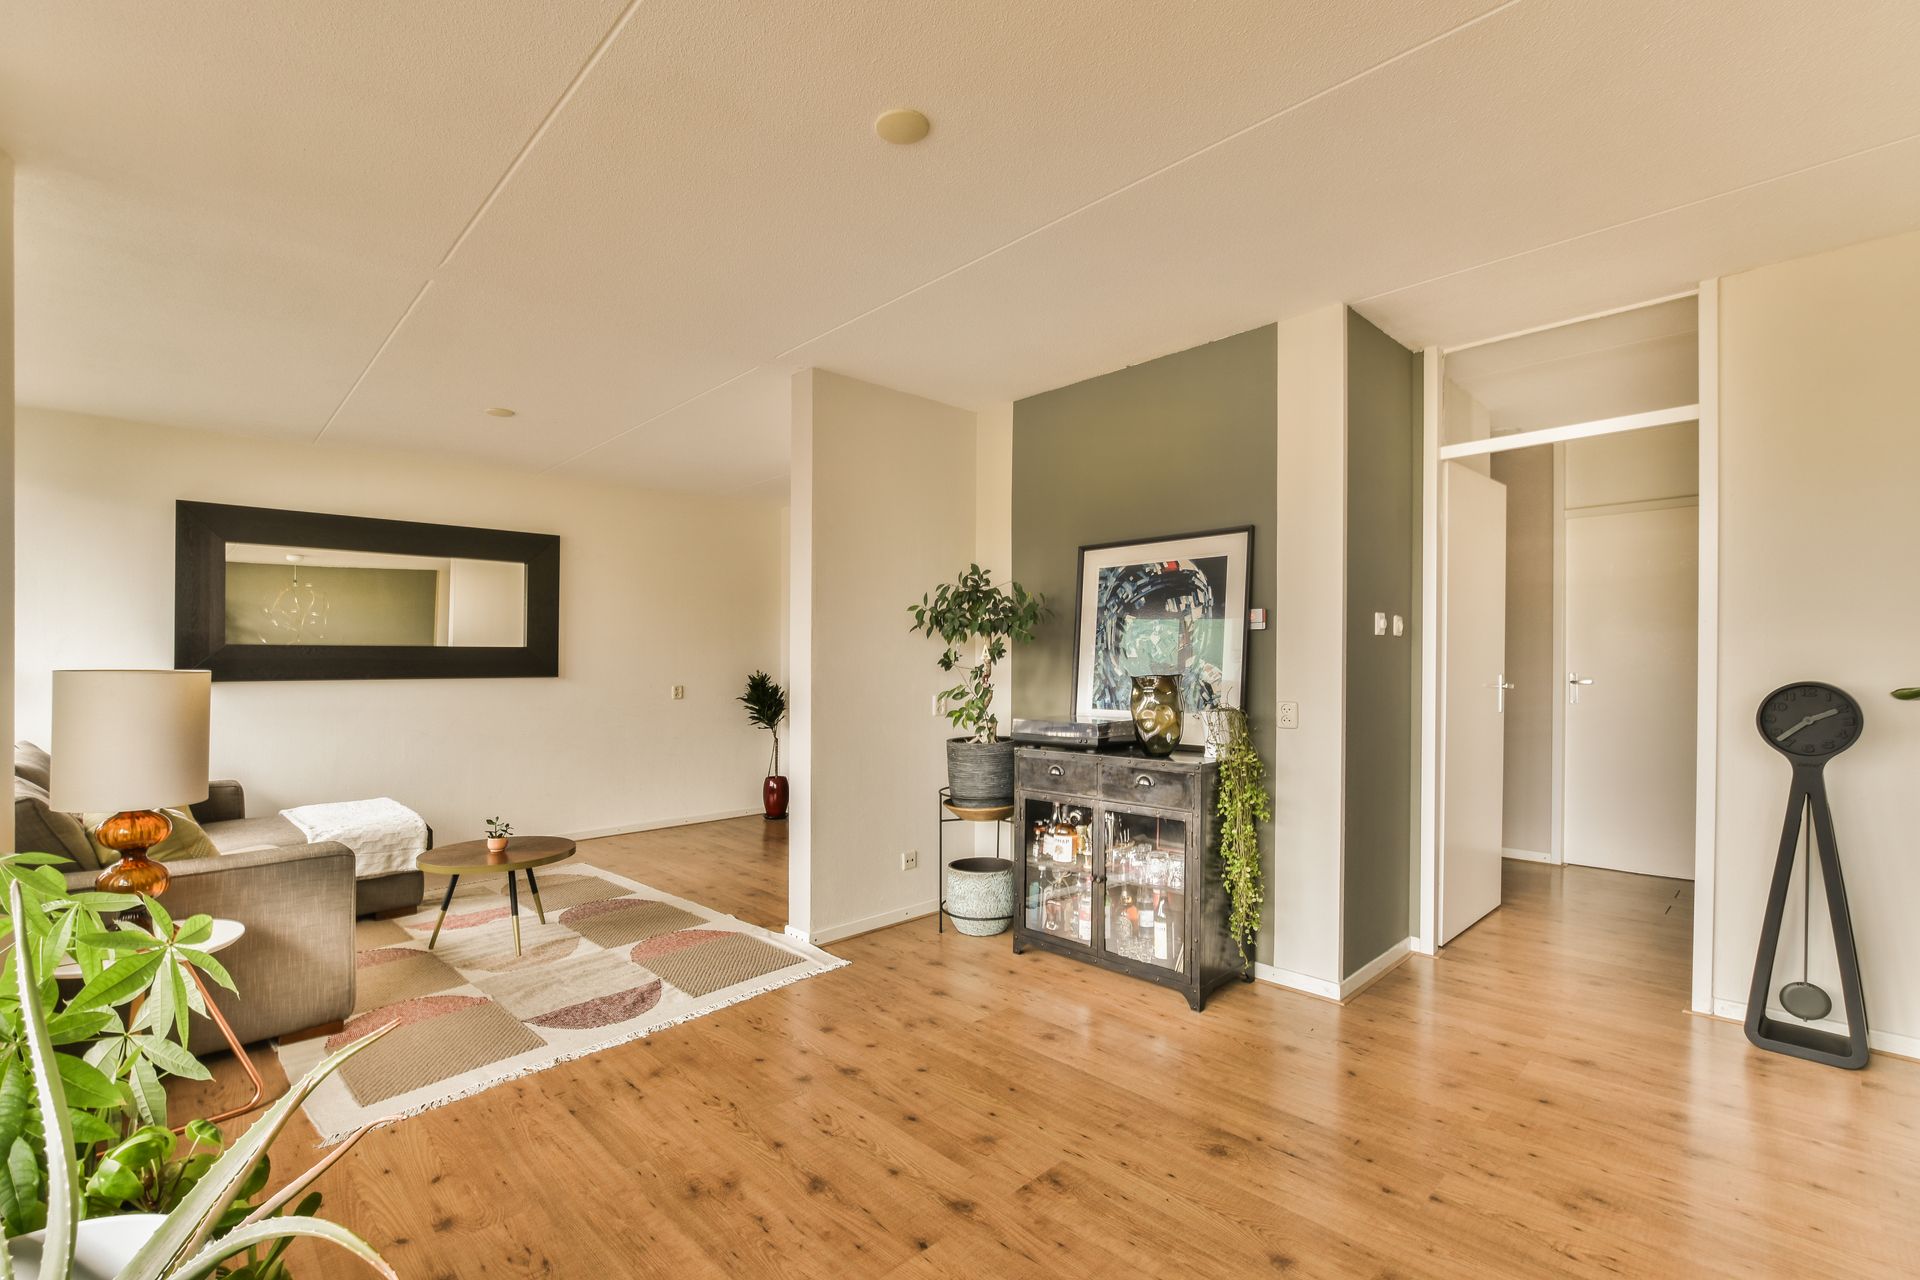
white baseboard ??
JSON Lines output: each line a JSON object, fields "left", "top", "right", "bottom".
{"left": 1502, "top": 846, "right": 1557, "bottom": 865}
{"left": 1342, "top": 937, "right": 1415, "bottom": 1000}
{"left": 1252, "top": 962, "right": 1341, "bottom": 1003}
{"left": 1254, "top": 937, "right": 1419, "bottom": 1004}
{"left": 808, "top": 898, "right": 938, "bottom": 946}
{"left": 564, "top": 807, "right": 762, "bottom": 842}
{"left": 1709, "top": 998, "right": 1920, "bottom": 1062}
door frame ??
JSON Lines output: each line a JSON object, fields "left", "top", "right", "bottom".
{"left": 1416, "top": 282, "right": 1721, "bottom": 1016}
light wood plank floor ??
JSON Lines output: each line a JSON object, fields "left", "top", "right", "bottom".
{"left": 183, "top": 820, "right": 1919, "bottom": 1278}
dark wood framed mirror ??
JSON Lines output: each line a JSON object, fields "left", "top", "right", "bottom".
{"left": 175, "top": 501, "right": 560, "bottom": 681}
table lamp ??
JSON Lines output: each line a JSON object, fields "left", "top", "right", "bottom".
{"left": 50, "top": 669, "right": 211, "bottom": 907}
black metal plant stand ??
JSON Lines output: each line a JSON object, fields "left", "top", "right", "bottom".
{"left": 935, "top": 786, "right": 1013, "bottom": 933}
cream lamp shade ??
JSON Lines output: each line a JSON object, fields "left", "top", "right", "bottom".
{"left": 50, "top": 670, "right": 212, "bottom": 813}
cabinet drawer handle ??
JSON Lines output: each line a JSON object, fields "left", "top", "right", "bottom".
{"left": 1047, "top": 764, "right": 1064, "bottom": 778}
{"left": 1134, "top": 773, "right": 1155, "bottom": 788}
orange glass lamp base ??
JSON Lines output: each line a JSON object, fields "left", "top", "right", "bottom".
{"left": 92, "top": 809, "right": 173, "bottom": 902}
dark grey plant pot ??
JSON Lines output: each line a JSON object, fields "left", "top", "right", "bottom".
{"left": 946, "top": 738, "right": 1014, "bottom": 806}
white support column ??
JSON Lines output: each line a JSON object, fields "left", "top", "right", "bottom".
{"left": 785, "top": 371, "right": 816, "bottom": 941}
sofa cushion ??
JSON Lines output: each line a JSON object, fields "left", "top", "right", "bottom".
{"left": 13, "top": 776, "right": 98, "bottom": 870}
{"left": 84, "top": 808, "right": 220, "bottom": 865}
{"left": 14, "top": 741, "right": 51, "bottom": 791}
{"left": 202, "top": 813, "right": 307, "bottom": 854}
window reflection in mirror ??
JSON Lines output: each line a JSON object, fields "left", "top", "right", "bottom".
{"left": 222, "top": 544, "right": 528, "bottom": 647}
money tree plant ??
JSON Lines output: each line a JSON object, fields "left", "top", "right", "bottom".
{"left": 3, "top": 882, "right": 399, "bottom": 1280}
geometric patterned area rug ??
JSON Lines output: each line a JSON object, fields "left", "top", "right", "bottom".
{"left": 275, "top": 863, "right": 846, "bottom": 1143}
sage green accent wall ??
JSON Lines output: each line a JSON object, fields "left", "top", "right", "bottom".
{"left": 225, "top": 563, "right": 439, "bottom": 646}
{"left": 1012, "top": 324, "right": 1278, "bottom": 961}
{"left": 1342, "top": 310, "right": 1420, "bottom": 976}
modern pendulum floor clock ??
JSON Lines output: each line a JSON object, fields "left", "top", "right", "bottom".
{"left": 1747, "top": 681, "right": 1870, "bottom": 1069}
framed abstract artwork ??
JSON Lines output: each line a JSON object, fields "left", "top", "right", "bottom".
{"left": 1071, "top": 526, "right": 1253, "bottom": 745}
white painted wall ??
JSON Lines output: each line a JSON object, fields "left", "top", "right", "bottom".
{"left": 1715, "top": 227, "right": 1920, "bottom": 1052}
{"left": 787, "top": 370, "right": 977, "bottom": 943}
{"left": 1267, "top": 306, "right": 1348, "bottom": 991}
{"left": 1, "top": 153, "right": 13, "bottom": 853}
{"left": 13, "top": 408, "right": 783, "bottom": 844}
{"left": 1565, "top": 422, "right": 1698, "bottom": 509}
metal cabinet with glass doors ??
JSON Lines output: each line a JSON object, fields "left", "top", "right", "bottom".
{"left": 1011, "top": 744, "right": 1244, "bottom": 1010}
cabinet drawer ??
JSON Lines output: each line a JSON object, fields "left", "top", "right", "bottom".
{"left": 1017, "top": 752, "right": 1101, "bottom": 794}
{"left": 1101, "top": 760, "right": 1196, "bottom": 810}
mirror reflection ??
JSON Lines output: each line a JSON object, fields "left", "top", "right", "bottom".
{"left": 223, "top": 544, "right": 528, "bottom": 647}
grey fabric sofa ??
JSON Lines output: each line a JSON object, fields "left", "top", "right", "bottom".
{"left": 62, "top": 842, "right": 358, "bottom": 1056}
{"left": 12, "top": 742, "right": 425, "bottom": 918}
{"left": 12, "top": 741, "right": 428, "bottom": 1051}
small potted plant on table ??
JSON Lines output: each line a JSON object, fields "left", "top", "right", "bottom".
{"left": 739, "top": 671, "right": 789, "bottom": 820}
{"left": 484, "top": 816, "right": 512, "bottom": 858}
{"left": 908, "top": 564, "right": 1047, "bottom": 806}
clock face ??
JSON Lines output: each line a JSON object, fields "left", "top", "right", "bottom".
{"left": 1757, "top": 682, "right": 1862, "bottom": 762}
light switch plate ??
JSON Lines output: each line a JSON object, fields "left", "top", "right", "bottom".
{"left": 671, "top": 684, "right": 685, "bottom": 700}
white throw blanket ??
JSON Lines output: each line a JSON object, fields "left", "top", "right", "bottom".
{"left": 280, "top": 797, "right": 429, "bottom": 878}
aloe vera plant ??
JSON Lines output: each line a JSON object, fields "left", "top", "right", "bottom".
{"left": 3, "top": 881, "right": 398, "bottom": 1279}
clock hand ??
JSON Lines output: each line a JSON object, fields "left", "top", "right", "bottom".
{"left": 1774, "top": 707, "right": 1840, "bottom": 742}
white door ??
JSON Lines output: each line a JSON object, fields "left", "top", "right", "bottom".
{"left": 1441, "top": 463, "right": 1508, "bottom": 944}
{"left": 1563, "top": 503, "right": 1698, "bottom": 879}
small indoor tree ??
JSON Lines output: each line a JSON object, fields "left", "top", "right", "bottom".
{"left": 738, "top": 671, "right": 790, "bottom": 820}
{"left": 908, "top": 565, "right": 1046, "bottom": 804}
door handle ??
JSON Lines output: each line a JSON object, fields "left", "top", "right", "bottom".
{"left": 1487, "top": 675, "right": 1516, "bottom": 714}
{"left": 1567, "top": 672, "right": 1595, "bottom": 704}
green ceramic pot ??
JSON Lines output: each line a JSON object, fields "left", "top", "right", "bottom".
{"left": 1130, "top": 674, "right": 1183, "bottom": 757}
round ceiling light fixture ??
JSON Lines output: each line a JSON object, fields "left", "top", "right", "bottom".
{"left": 873, "top": 108, "right": 931, "bottom": 145}
{"left": 485, "top": 407, "right": 517, "bottom": 418}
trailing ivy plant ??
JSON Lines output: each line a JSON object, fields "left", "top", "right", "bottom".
{"left": 1214, "top": 709, "right": 1270, "bottom": 968}
{"left": 907, "top": 565, "right": 1047, "bottom": 744}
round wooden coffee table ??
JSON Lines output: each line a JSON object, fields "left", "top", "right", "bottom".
{"left": 418, "top": 836, "right": 575, "bottom": 956}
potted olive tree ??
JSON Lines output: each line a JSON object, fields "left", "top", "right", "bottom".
{"left": 739, "top": 671, "right": 789, "bottom": 820}
{"left": 908, "top": 565, "right": 1046, "bottom": 806}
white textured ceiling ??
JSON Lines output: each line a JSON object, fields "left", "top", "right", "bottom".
{"left": 6, "top": 1, "right": 1919, "bottom": 493}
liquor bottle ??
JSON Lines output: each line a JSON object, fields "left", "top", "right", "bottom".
{"left": 1077, "top": 885, "right": 1092, "bottom": 942}
{"left": 1153, "top": 891, "right": 1173, "bottom": 962}
{"left": 1047, "top": 804, "right": 1072, "bottom": 863}
{"left": 1137, "top": 893, "right": 1155, "bottom": 954}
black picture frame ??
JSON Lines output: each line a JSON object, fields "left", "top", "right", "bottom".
{"left": 175, "top": 501, "right": 560, "bottom": 682}
{"left": 1070, "top": 525, "right": 1254, "bottom": 746}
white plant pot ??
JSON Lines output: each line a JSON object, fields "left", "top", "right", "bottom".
{"left": 9, "top": 1214, "right": 166, "bottom": 1279}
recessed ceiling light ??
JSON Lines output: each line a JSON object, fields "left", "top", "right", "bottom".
{"left": 874, "top": 108, "right": 930, "bottom": 145}
{"left": 485, "top": 407, "right": 516, "bottom": 418}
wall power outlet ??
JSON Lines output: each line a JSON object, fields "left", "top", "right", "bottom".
{"left": 901, "top": 850, "right": 920, "bottom": 871}
{"left": 1277, "top": 700, "right": 1300, "bottom": 729}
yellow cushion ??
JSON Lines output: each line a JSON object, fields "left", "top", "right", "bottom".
{"left": 83, "top": 808, "right": 221, "bottom": 866}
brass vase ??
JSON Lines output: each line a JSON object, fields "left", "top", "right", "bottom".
{"left": 1130, "top": 675, "right": 1183, "bottom": 757}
